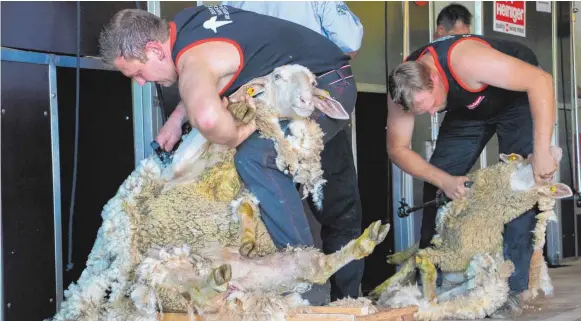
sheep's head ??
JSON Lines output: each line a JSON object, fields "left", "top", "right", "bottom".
{"left": 499, "top": 146, "right": 572, "bottom": 200}
{"left": 230, "top": 64, "right": 350, "bottom": 120}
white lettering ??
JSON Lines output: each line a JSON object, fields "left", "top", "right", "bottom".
{"left": 496, "top": 3, "right": 524, "bottom": 24}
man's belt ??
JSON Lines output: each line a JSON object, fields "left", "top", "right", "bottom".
{"left": 317, "top": 65, "right": 354, "bottom": 85}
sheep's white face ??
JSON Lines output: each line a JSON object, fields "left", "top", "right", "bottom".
{"left": 501, "top": 146, "right": 572, "bottom": 200}
{"left": 269, "top": 65, "right": 318, "bottom": 118}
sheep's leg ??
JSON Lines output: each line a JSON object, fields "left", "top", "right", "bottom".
{"left": 385, "top": 241, "right": 419, "bottom": 265}
{"left": 416, "top": 254, "right": 438, "bottom": 301}
{"left": 306, "top": 221, "right": 390, "bottom": 284}
{"left": 368, "top": 256, "right": 416, "bottom": 298}
{"left": 236, "top": 200, "right": 258, "bottom": 259}
{"left": 175, "top": 264, "right": 233, "bottom": 308}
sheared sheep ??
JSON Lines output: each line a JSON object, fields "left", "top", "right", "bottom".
{"left": 369, "top": 146, "right": 572, "bottom": 320}
{"left": 51, "top": 64, "right": 389, "bottom": 321}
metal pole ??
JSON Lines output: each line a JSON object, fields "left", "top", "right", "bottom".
{"left": 547, "top": 1, "right": 562, "bottom": 265}
{"left": 473, "top": 1, "right": 487, "bottom": 169}
{"left": 393, "top": 1, "right": 415, "bottom": 252}
{"left": 571, "top": 4, "right": 580, "bottom": 195}
{"left": 49, "top": 56, "right": 64, "bottom": 311}
{"left": 569, "top": 2, "right": 579, "bottom": 258}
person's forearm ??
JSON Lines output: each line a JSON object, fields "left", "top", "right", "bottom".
{"left": 528, "top": 73, "right": 555, "bottom": 154}
{"left": 169, "top": 101, "right": 188, "bottom": 126}
{"left": 388, "top": 145, "right": 450, "bottom": 188}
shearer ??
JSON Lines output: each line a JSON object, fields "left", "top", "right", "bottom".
{"left": 385, "top": 33, "right": 558, "bottom": 317}
{"left": 98, "top": 4, "right": 363, "bottom": 301}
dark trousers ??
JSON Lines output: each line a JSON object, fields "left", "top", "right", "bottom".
{"left": 420, "top": 99, "right": 537, "bottom": 294}
{"left": 234, "top": 68, "right": 364, "bottom": 301}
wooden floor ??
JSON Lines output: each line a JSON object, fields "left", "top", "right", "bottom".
{"left": 455, "top": 258, "right": 581, "bottom": 321}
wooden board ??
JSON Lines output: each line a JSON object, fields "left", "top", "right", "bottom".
{"left": 158, "top": 306, "right": 417, "bottom": 321}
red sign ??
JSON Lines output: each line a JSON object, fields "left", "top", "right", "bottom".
{"left": 414, "top": 1, "right": 428, "bottom": 6}
{"left": 493, "top": 1, "right": 526, "bottom": 37}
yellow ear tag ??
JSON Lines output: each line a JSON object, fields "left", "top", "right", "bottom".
{"left": 550, "top": 186, "right": 557, "bottom": 193}
{"left": 508, "top": 154, "right": 517, "bottom": 161}
{"left": 246, "top": 87, "right": 255, "bottom": 96}
{"left": 318, "top": 89, "right": 331, "bottom": 99}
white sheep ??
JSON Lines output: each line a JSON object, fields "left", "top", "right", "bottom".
{"left": 51, "top": 64, "right": 389, "bottom": 321}
{"left": 369, "top": 146, "right": 572, "bottom": 320}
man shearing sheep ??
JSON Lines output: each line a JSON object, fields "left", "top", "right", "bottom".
{"left": 221, "top": 0, "right": 365, "bottom": 302}
{"left": 98, "top": 4, "right": 363, "bottom": 301}
{"left": 385, "top": 34, "right": 558, "bottom": 317}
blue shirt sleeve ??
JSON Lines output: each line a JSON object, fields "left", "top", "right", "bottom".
{"left": 314, "top": 1, "right": 364, "bottom": 53}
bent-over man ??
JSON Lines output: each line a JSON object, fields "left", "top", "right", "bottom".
{"left": 99, "top": 4, "right": 362, "bottom": 301}
{"left": 386, "top": 34, "right": 558, "bottom": 317}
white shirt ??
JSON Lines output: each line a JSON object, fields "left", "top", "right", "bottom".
{"left": 220, "top": 1, "right": 363, "bottom": 53}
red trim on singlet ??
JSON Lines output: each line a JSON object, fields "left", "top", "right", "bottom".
{"left": 175, "top": 39, "right": 244, "bottom": 97}
{"left": 447, "top": 37, "right": 491, "bottom": 93}
{"left": 416, "top": 47, "right": 450, "bottom": 93}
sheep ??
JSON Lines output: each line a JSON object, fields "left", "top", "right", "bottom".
{"left": 51, "top": 64, "right": 389, "bottom": 321}
{"left": 368, "top": 146, "right": 572, "bottom": 320}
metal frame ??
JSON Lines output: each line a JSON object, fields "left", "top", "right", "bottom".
{"left": 392, "top": 1, "right": 416, "bottom": 252}
{"left": 48, "top": 56, "right": 64, "bottom": 311}
{"left": 1, "top": 46, "right": 113, "bottom": 313}
{"left": 547, "top": 1, "right": 563, "bottom": 265}
{"left": 570, "top": 2, "right": 580, "bottom": 258}
{"left": 132, "top": 2, "right": 163, "bottom": 166}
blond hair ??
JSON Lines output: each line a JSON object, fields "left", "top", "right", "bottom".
{"left": 98, "top": 9, "right": 170, "bottom": 66}
{"left": 388, "top": 61, "right": 433, "bottom": 111}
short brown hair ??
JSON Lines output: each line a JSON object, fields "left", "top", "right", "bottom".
{"left": 98, "top": 9, "right": 170, "bottom": 66}
{"left": 388, "top": 61, "right": 433, "bottom": 111}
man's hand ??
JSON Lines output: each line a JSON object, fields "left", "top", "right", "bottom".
{"left": 531, "top": 150, "right": 558, "bottom": 184}
{"left": 226, "top": 94, "right": 257, "bottom": 124}
{"left": 155, "top": 116, "right": 183, "bottom": 152}
{"left": 231, "top": 120, "right": 257, "bottom": 148}
{"left": 440, "top": 174, "right": 471, "bottom": 200}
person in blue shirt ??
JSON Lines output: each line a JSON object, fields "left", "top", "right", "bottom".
{"left": 221, "top": 1, "right": 365, "bottom": 302}
{"left": 222, "top": 1, "right": 363, "bottom": 59}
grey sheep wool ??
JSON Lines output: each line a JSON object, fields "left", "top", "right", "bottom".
{"left": 371, "top": 146, "right": 572, "bottom": 321}
{"left": 51, "top": 64, "right": 389, "bottom": 321}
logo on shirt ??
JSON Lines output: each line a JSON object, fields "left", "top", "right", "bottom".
{"left": 203, "top": 16, "right": 233, "bottom": 33}
{"left": 204, "top": 5, "right": 233, "bottom": 33}
{"left": 336, "top": 3, "right": 349, "bottom": 16}
{"left": 466, "top": 96, "right": 485, "bottom": 109}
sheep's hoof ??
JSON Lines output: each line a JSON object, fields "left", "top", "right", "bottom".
{"left": 239, "top": 240, "right": 257, "bottom": 259}
{"left": 213, "top": 264, "right": 232, "bottom": 286}
{"left": 352, "top": 221, "right": 390, "bottom": 259}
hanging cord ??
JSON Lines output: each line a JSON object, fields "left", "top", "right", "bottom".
{"left": 384, "top": 1, "right": 392, "bottom": 225}
{"left": 66, "top": 0, "right": 81, "bottom": 271}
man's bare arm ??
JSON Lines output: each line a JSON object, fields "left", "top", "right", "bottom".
{"left": 450, "top": 41, "right": 555, "bottom": 154}
{"left": 175, "top": 43, "right": 250, "bottom": 148}
{"left": 386, "top": 95, "right": 449, "bottom": 188}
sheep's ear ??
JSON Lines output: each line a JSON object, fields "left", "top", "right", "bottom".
{"left": 538, "top": 183, "right": 573, "bottom": 199}
{"left": 499, "top": 153, "right": 525, "bottom": 164}
{"left": 312, "top": 88, "right": 350, "bottom": 120}
{"left": 229, "top": 78, "right": 267, "bottom": 102}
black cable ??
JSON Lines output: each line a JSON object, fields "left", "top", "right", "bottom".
{"left": 558, "top": 3, "right": 577, "bottom": 196}
{"left": 384, "top": 1, "right": 393, "bottom": 225}
{"left": 66, "top": 1, "right": 81, "bottom": 272}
